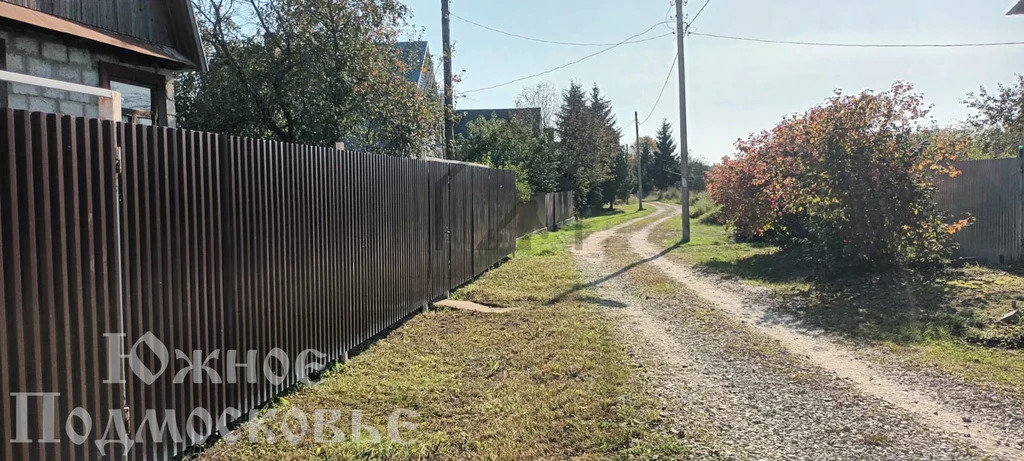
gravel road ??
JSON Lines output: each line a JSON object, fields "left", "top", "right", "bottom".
{"left": 571, "top": 203, "right": 1022, "bottom": 460}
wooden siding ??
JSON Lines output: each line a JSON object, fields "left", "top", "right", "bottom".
{"left": 1, "top": 0, "right": 176, "bottom": 49}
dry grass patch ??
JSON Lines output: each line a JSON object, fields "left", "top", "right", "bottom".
{"left": 197, "top": 204, "right": 684, "bottom": 460}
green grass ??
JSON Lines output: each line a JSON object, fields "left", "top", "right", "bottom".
{"left": 650, "top": 206, "right": 1024, "bottom": 395}
{"left": 688, "top": 192, "right": 716, "bottom": 219}
{"left": 198, "top": 203, "right": 685, "bottom": 460}
{"left": 510, "top": 202, "right": 652, "bottom": 261}
{"left": 653, "top": 214, "right": 807, "bottom": 292}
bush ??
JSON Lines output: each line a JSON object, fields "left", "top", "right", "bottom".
{"left": 707, "top": 82, "right": 970, "bottom": 268}
{"left": 689, "top": 191, "right": 716, "bottom": 219}
{"left": 660, "top": 187, "right": 681, "bottom": 203}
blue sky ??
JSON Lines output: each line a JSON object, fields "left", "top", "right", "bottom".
{"left": 401, "top": 0, "right": 1024, "bottom": 163}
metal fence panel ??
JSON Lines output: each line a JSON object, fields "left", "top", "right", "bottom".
{"left": 936, "top": 158, "right": 1024, "bottom": 264}
{"left": 0, "top": 109, "right": 520, "bottom": 460}
{"left": 428, "top": 161, "right": 450, "bottom": 300}
{"left": 515, "top": 191, "right": 575, "bottom": 237}
{"left": 516, "top": 193, "right": 546, "bottom": 237}
{"left": 550, "top": 191, "right": 574, "bottom": 230}
{"left": 449, "top": 163, "right": 473, "bottom": 287}
{"left": 0, "top": 111, "right": 127, "bottom": 460}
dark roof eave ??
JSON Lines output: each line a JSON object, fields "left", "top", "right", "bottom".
{"left": 1009, "top": 0, "right": 1024, "bottom": 15}
{"left": 176, "top": 0, "right": 208, "bottom": 71}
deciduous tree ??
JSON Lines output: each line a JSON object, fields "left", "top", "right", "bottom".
{"left": 600, "top": 146, "right": 634, "bottom": 209}
{"left": 516, "top": 82, "right": 559, "bottom": 130}
{"left": 964, "top": 75, "right": 1024, "bottom": 158}
{"left": 708, "top": 82, "right": 970, "bottom": 267}
{"left": 687, "top": 158, "right": 711, "bottom": 192}
{"left": 177, "top": 0, "right": 441, "bottom": 156}
{"left": 456, "top": 116, "right": 559, "bottom": 200}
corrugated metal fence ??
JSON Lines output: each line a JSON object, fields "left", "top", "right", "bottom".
{"left": 935, "top": 157, "right": 1024, "bottom": 264}
{"left": 515, "top": 191, "right": 576, "bottom": 236}
{"left": 0, "top": 109, "right": 517, "bottom": 460}
{"left": 548, "top": 191, "right": 574, "bottom": 231}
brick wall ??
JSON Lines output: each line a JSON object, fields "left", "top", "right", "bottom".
{"left": 1, "top": 28, "right": 178, "bottom": 126}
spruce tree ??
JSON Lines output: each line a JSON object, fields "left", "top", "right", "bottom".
{"left": 556, "top": 82, "right": 623, "bottom": 213}
{"left": 585, "top": 86, "right": 622, "bottom": 212}
{"left": 652, "top": 119, "right": 680, "bottom": 191}
{"left": 555, "top": 82, "right": 590, "bottom": 200}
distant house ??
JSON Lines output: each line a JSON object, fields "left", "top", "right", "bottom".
{"left": 0, "top": 0, "right": 206, "bottom": 126}
{"left": 394, "top": 41, "right": 437, "bottom": 94}
{"left": 1009, "top": 0, "right": 1024, "bottom": 15}
{"left": 393, "top": 40, "right": 442, "bottom": 157}
{"left": 455, "top": 107, "right": 543, "bottom": 139}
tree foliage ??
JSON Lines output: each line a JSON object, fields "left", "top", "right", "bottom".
{"left": 630, "top": 136, "right": 657, "bottom": 197}
{"left": 555, "top": 82, "right": 622, "bottom": 213}
{"left": 963, "top": 74, "right": 1024, "bottom": 158}
{"left": 651, "top": 120, "right": 680, "bottom": 191}
{"left": 455, "top": 116, "right": 559, "bottom": 201}
{"left": 687, "top": 158, "right": 711, "bottom": 192}
{"left": 176, "top": 0, "right": 441, "bottom": 156}
{"left": 707, "top": 82, "right": 970, "bottom": 268}
{"left": 600, "top": 146, "right": 634, "bottom": 209}
{"left": 515, "top": 82, "right": 559, "bottom": 131}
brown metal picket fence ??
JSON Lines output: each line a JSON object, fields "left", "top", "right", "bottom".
{"left": 0, "top": 109, "right": 517, "bottom": 460}
{"left": 515, "top": 191, "right": 576, "bottom": 237}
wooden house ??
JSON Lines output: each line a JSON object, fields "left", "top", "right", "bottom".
{"left": 0, "top": 0, "right": 205, "bottom": 126}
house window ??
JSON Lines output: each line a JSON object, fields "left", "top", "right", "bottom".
{"left": 99, "top": 62, "right": 167, "bottom": 125}
{"left": 110, "top": 80, "right": 154, "bottom": 125}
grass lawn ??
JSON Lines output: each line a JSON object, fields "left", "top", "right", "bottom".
{"left": 651, "top": 204, "right": 1024, "bottom": 394}
{"left": 196, "top": 203, "right": 686, "bottom": 460}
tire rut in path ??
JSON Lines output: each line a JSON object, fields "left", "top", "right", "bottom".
{"left": 624, "top": 202, "right": 1023, "bottom": 461}
{"left": 572, "top": 206, "right": 974, "bottom": 460}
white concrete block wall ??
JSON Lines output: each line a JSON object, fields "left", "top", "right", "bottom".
{"left": 1, "top": 29, "right": 179, "bottom": 126}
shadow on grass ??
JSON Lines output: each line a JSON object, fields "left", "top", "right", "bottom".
{"left": 578, "top": 295, "right": 628, "bottom": 309}
{"left": 585, "top": 206, "right": 626, "bottom": 216}
{"left": 698, "top": 249, "right": 810, "bottom": 286}
{"left": 547, "top": 241, "right": 684, "bottom": 306}
{"left": 699, "top": 249, "right": 975, "bottom": 347}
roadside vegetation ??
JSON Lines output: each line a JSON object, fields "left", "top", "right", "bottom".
{"left": 198, "top": 204, "right": 685, "bottom": 460}
{"left": 633, "top": 81, "right": 1024, "bottom": 394}
{"left": 651, "top": 199, "right": 1024, "bottom": 394}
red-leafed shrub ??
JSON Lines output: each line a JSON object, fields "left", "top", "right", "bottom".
{"left": 707, "top": 83, "right": 970, "bottom": 268}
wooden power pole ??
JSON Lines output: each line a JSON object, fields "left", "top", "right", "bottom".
{"left": 635, "top": 111, "right": 643, "bottom": 211}
{"left": 675, "top": 0, "right": 691, "bottom": 242}
{"left": 442, "top": 0, "right": 455, "bottom": 160}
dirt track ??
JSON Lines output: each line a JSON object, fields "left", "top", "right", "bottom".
{"left": 571, "top": 202, "right": 1024, "bottom": 460}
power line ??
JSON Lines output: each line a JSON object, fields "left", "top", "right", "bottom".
{"left": 640, "top": 52, "right": 678, "bottom": 125}
{"left": 452, "top": 13, "right": 671, "bottom": 47}
{"left": 689, "top": 31, "right": 1024, "bottom": 48}
{"left": 663, "top": 2, "right": 675, "bottom": 32}
{"left": 463, "top": 22, "right": 674, "bottom": 94}
{"left": 687, "top": 0, "right": 713, "bottom": 29}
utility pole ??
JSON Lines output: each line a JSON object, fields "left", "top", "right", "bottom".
{"left": 675, "top": 0, "right": 691, "bottom": 242}
{"left": 635, "top": 111, "right": 643, "bottom": 211}
{"left": 442, "top": 0, "right": 455, "bottom": 160}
